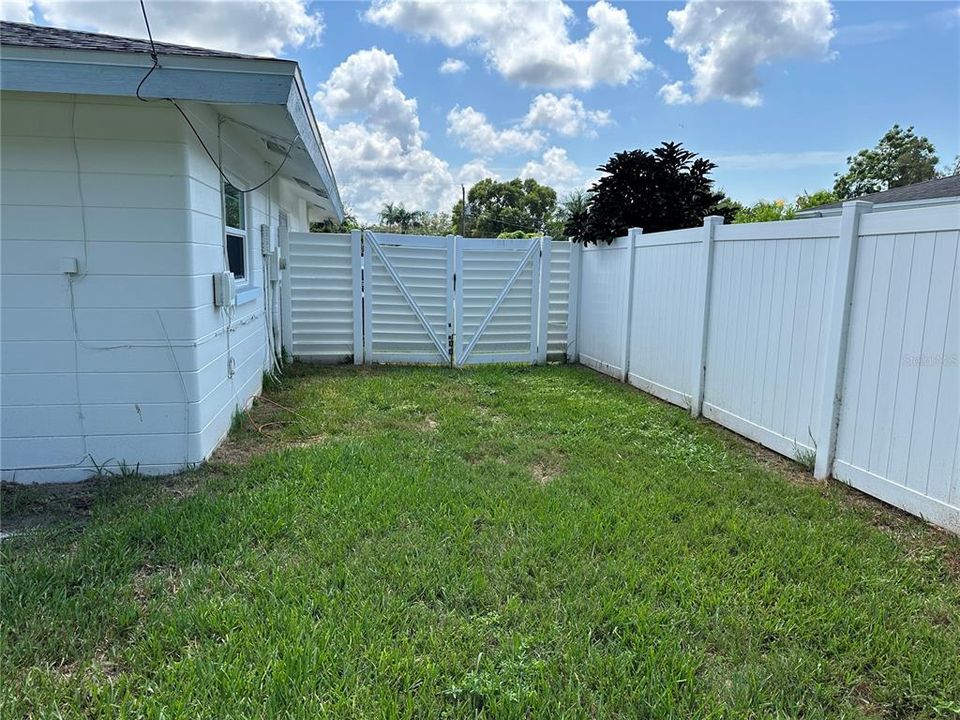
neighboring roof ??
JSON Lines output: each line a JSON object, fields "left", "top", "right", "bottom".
{"left": 0, "top": 20, "right": 262, "bottom": 60}
{"left": 804, "top": 175, "right": 960, "bottom": 213}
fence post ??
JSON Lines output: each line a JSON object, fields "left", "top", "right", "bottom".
{"left": 351, "top": 229, "right": 363, "bottom": 365}
{"left": 620, "top": 228, "right": 641, "bottom": 382}
{"left": 279, "top": 222, "right": 293, "bottom": 359}
{"left": 362, "top": 230, "right": 374, "bottom": 363}
{"left": 451, "top": 234, "right": 461, "bottom": 366}
{"left": 566, "top": 241, "right": 582, "bottom": 363}
{"left": 536, "top": 237, "right": 552, "bottom": 364}
{"left": 690, "top": 216, "right": 723, "bottom": 417}
{"left": 813, "top": 200, "right": 873, "bottom": 479}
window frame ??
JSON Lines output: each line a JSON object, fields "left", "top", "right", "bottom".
{"left": 223, "top": 181, "right": 249, "bottom": 286}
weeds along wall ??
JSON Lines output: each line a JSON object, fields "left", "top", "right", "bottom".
{"left": 574, "top": 202, "right": 960, "bottom": 533}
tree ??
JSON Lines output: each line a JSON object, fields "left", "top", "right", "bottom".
{"left": 733, "top": 199, "right": 796, "bottom": 224}
{"left": 796, "top": 189, "right": 838, "bottom": 210}
{"left": 452, "top": 178, "right": 558, "bottom": 238}
{"left": 940, "top": 155, "right": 960, "bottom": 178}
{"left": 576, "top": 142, "right": 727, "bottom": 244}
{"left": 560, "top": 190, "right": 590, "bottom": 244}
{"left": 496, "top": 230, "right": 540, "bottom": 239}
{"left": 415, "top": 211, "right": 454, "bottom": 236}
{"left": 711, "top": 193, "right": 744, "bottom": 224}
{"left": 834, "top": 125, "right": 939, "bottom": 199}
{"left": 378, "top": 202, "right": 399, "bottom": 230}
{"left": 310, "top": 212, "right": 359, "bottom": 233}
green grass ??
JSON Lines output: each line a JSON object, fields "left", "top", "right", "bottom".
{"left": 2, "top": 364, "right": 959, "bottom": 719}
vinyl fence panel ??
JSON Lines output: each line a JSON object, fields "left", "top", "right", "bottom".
{"left": 702, "top": 218, "right": 841, "bottom": 458}
{"left": 572, "top": 203, "right": 959, "bottom": 533}
{"left": 833, "top": 205, "right": 960, "bottom": 531}
{"left": 578, "top": 236, "right": 632, "bottom": 378}
{"left": 627, "top": 228, "right": 703, "bottom": 407}
{"left": 286, "top": 232, "right": 357, "bottom": 363}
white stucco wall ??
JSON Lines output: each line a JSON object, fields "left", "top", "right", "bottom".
{"left": 0, "top": 91, "right": 307, "bottom": 482}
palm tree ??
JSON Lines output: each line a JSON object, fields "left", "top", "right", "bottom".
{"left": 379, "top": 203, "right": 398, "bottom": 229}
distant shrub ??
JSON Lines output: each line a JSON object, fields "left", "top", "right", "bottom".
{"left": 733, "top": 199, "right": 796, "bottom": 224}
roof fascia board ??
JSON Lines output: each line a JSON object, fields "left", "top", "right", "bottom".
{"left": 0, "top": 45, "right": 295, "bottom": 104}
{"left": 286, "top": 69, "right": 344, "bottom": 220}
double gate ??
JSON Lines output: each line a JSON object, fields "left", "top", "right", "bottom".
{"left": 282, "top": 230, "right": 555, "bottom": 367}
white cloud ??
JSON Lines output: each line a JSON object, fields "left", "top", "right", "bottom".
{"left": 658, "top": 81, "right": 693, "bottom": 105}
{"left": 0, "top": 0, "right": 34, "bottom": 22}
{"left": 17, "top": 0, "right": 322, "bottom": 57}
{"left": 313, "top": 49, "right": 456, "bottom": 221}
{"left": 439, "top": 57, "right": 468, "bottom": 74}
{"left": 315, "top": 47, "right": 421, "bottom": 149}
{"left": 665, "top": 0, "right": 836, "bottom": 105}
{"left": 447, "top": 105, "right": 545, "bottom": 155}
{"left": 366, "top": 0, "right": 651, "bottom": 89}
{"left": 522, "top": 93, "right": 611, "bottom": 137}
{"left": 319, "top": 121, "right": 456, "bottom": 222}
{"left": 458, "top": 158, "right": 501, "bottom": 186}
{"left": 519, "top": 147, "right": 582, "bottom": 194}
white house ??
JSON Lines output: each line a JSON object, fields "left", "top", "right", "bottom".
{"left": 0, "top": 22, "right": 343, "bottom": 482}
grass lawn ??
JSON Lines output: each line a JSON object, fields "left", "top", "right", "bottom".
{"left": 2, "top": 364, "right": 959, "bottom": 719}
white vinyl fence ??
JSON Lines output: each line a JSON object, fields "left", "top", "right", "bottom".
{"left": 282, "top": 231, "right": 573, "bottom": 367}
{"left": 576, "top": 202, "right": 959, "bottom": 533}
{"left": 280, "top": 231, "right": 360, "bottom": 363}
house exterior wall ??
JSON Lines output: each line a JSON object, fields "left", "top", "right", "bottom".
{"left": 1, "top": 91, "right": 305, "bottom": 482}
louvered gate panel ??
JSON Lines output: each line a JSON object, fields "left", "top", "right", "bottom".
{"left": 454, "top": 237, "right": 549, "bottom": 367}
{"left": 363, "top": 232, "right": 454, "bottom": 364}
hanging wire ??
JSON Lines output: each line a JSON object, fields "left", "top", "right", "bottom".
{"left": 137, "top": 0, "right": 298, "bottom": 194}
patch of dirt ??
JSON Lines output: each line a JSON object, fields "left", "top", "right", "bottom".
{"left": 52, "top": 649, "right": 122, "bottom": 684}
{"left": 851, "top": 681, "right": 882, "bottom": 717}
{"left": 131, "top": 564, "right": 184, "bottom": 613}
{"left": 530, "top": 457, "right": 565, "bottom": 486}
{"left": 1, "top": 468, "right": 216, "bottom": 538}
{"left": 2, "top": 481, "right": 99, "bottom": 538}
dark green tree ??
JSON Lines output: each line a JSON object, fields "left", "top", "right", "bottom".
{"left": 833, "top": 125, "right": 939, "bottom": 199}
{"left": 578, "top": 142, "right": 726, "bottom": 244}
{"left": 452, "top": 178, "right": 558, "bottom": 237}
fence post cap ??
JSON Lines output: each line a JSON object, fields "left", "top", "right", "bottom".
{"left": 628, "top": 227, "right": 643, "bottom": 236}
{"left": 703, "top": 215, "right": 724, "bottom": 226}
{"left": 841, "top": 200, "right": 874, "bottom": 212}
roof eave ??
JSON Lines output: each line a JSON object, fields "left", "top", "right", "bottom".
{"left": 0, "top": 44, "right": 341, "bottom": 218}
{"left": 796, "top": 195, "right": 960, "bottom": 218}
{"left": 286, "top": 66, "right": 343, "bottom": 221}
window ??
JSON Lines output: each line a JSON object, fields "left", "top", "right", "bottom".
{"left": 224, "top": 182, "right": 246, "bottom": 281}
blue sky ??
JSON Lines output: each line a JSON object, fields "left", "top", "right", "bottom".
{"left": 7, "top": 1, "right": 959, "bottom": 220}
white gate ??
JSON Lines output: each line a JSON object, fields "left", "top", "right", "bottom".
{"left": 454, "top": 237, "right": 550, "bottom": 366}
{"left": 363, "top": 231, "right": 454, "bottom": 364}
{"left": 283, "top": 231, "right": 559, "bottom": 367}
